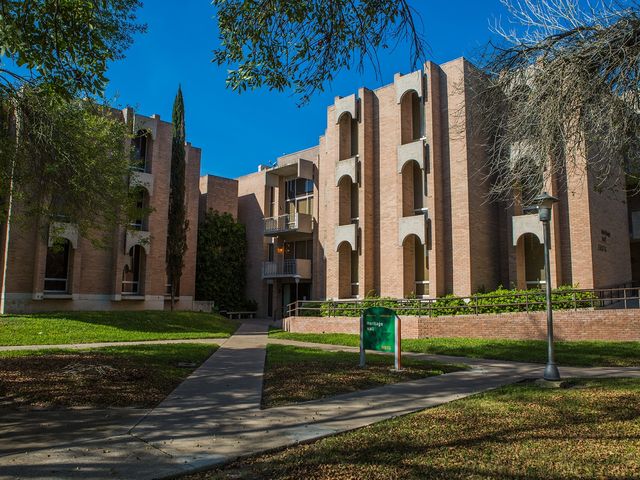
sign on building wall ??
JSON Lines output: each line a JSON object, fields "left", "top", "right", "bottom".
{"left": 359, "top": 306, "right": 402, "bottom": 370}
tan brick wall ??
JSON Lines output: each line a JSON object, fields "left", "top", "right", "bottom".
{"left": 1, "top": 109, "right": 200, "bottom": 313}
{"left": 237, "top": 170, "right": 268, "bottom": 316}
{"left": 199, "top": 174, "right": 239, "bottom": 220}
{"left": 284, "top": 308, "right": 640, "bottom": 342}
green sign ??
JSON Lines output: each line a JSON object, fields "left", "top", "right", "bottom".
{"left": 362, "top": 306, "right": 397, "bottom": 353}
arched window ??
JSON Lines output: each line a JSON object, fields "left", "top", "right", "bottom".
{"left": 402, "top": 234, "right": 429, "bottom": 298}
{"left": 400, "top": 91, "right": 422, "bottom": 145}
{"left": 337, "top": 242, "right": 358, "bottom": 299}
{"left": 130, "top": 187, "right": 150, "bottom": 231}
{"left": 401, "top": 160, "right": 424, "bottom": 217}
{"left": 132, "top": 130, "right": 151, "bottom": 172}
{"left": 338, "top": 176, "right": 358, "bottom": 226}
{"left": 338, "top": 113, "right": 358, "bottom": 160}
{"left": 523, "top": 233, "right": 545, "bottom": 288}
{"left": 122, "top": 245, "right": 145, "bottom": 295}
{"left": 44, "top": 239, "right": 71, "bottom": 293}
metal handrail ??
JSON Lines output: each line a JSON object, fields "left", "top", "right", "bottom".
{"left": 284, "top": 286, "right": 640, "bottom": 318}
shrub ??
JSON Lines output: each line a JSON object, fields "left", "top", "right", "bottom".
{"left": 312, "top": 285, "right": 598, "bottom": 317}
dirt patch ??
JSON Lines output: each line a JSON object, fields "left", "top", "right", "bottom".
{"left": 0, "top": 352, "right": 193, "bottom": 409}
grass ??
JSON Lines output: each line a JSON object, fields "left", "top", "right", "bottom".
{"left": 0, "top": 311, "right": 238, "bottom": 346}
{"left": 185, "top": 378, "right": 640, "bottom": 479}
{"left": 268, "top": 329, "right": 640, "bottom": 367}
{"left": 262, "top": 344, "right": 465, "bottom": 408}
{"left": 0, "top": 343, "right": 217, "bottom": 409}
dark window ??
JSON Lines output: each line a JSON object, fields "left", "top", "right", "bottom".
{"left": 132, "top": 130, "right": 149, "bottom": 172}
{"left": 44, "top": 240, "right": 70, "bottom": 293}
{"left": 122, "top": 246, "right": 143, "bottom": 295}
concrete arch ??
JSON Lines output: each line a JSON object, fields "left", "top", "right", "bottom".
{"left": 48, "top": 222, "right": 79, "bottom": 249}
{"left": 394, "top": 70, "right": 424, "bottom": 104}
{"left": 512, "top": 214, "right": 544, "bottom": 246}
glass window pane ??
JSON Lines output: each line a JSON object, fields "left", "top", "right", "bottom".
{"left": 297, "top": 198, "right": 309, "bottom": 215}
{"left": 285, "top": 180, "right": 295, "bottom": 200}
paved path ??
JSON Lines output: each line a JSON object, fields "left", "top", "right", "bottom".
{"left": 2, "top": 322, "right": 640, "bottom": 480}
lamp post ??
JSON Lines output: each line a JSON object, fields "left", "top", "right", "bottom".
{"left": 533, "top": 192, "right": 560, "bottom": 381}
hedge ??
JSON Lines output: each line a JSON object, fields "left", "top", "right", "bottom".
{"left": 291, "top": 286, "right": 599, "bottom": 318}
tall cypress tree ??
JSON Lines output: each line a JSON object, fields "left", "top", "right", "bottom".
{"left": 166, "top": 86, "right": 188, "bottom": 310}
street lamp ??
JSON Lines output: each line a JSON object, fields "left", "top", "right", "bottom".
{"left": 533, "top": 191, "right": 560, "bottom": 381}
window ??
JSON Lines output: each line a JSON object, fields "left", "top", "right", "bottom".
{"left": 44, "top": 240, "right": 71, "bottom": 293}
{"left": 351, "top": 250, "right": 359, "bottom": 298}
{"left": 350, "top": 182, "right": 359, "bottom": 222}
{"left": 414, "top": 238, "right": 429, "bottom": 297}
{"left": 132, "top": 130, "right": 150, "bottom": 172}
{"left": 282, "top": 240, "right": 313, "bottom": 260}
{"left": 122, "top": 245, "right": 143, "bottom": 295}
{"left": 268, "top": 186, "right": 276, "bottom": 217}
{"left": 284, "top": 178, "right": 314, "bottom": 217}
{"left": 130, "top": 188, "right": 149, "bottom": 231}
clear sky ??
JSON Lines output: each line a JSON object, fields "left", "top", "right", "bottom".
{"left": 104, "top": 0, "right": 508, "bottom": 179}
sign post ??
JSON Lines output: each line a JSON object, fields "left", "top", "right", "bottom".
{"left": 360, "top": 306, "right": 402, "bottom": 370}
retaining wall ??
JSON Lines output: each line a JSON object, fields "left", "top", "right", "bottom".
{"left": 282, "top": 309, "right": 640, "bottom": 342}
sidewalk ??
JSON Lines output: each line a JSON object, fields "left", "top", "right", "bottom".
{"left": 2, "top": 321, "right": 639, "bottom": 480}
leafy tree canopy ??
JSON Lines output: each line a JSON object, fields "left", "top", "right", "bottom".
{"left": 0, "top": 0, "right": 145, "bottom": 96}
{"left": 196, "top": 211, "right": 249, "bottom": 311}
{"left": 212, "top": 0, "right": 425, "bottom": 103}
{"left": 0, "top": 85, "right": 132, "bottom": 243}
{"left": 479, "top": 0, "right": 640, "bottom": 202}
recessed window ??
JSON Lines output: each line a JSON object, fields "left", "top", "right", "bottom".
{"left": 122, "top": 245, "right": 144, "bottom": 295}
{"left": 132, "top": 130, "right": 150, "bottom": 172}
{"left": 44, "top": 240, "right": 71, "bottom": 293}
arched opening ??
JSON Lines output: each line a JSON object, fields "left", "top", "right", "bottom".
{"left": 132, "top": 129, "right": 151, "bottom": 172}
{"left": 402, "top": 234, "right": 429, "bottom": 297}
{"left": 337, "top": 241, "right": 358, "bottom": 299}
{"left": 130, "top": 187, "right": 150, "bottom": 231}
{"left": 122, "top": 245, "right": 146, "bottom": 295}
{"left": 522, "top": 233, "right": 545, "bottom": 289}
{"left": 44, "top": 239, "right": 71, "bottom": 293}
{"left": 338, "top": 113, "right": 358, "bottom": 160}
{"left": 338, "top": 176, "right": 358, "bottom": 226}
{"left": 401, "top": 160, "right": 424, "bottom": 217}
{"left": 400, "top": 90, "right": 421, "bottom": 145}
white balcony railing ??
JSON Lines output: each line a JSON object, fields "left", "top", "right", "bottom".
{"left": 262, "top": 259, "right": 312, "bottom": 279}
{"left": 263, "top": 213, "right": 313, "bottom": 236}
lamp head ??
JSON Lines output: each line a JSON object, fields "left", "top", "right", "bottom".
{"left": 533, "top": 192, "right": 558, "bottom": 222}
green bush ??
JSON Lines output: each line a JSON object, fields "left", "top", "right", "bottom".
{"left": 311, "top": 285, "right": 598, "bottom": 318}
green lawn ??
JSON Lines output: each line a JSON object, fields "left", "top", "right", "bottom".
{"left": 186, "top": 378, "right": 640, "bottom": 480}
{"left": 0, "top": 311, "right": 238, "bottom": 346}
{"left": 262, "top": 344, "right": 465, "bottom": 408}
{"left": 0, "top": 343, "right": 217, "bottom": 408}
{"left": 268, "top": 329, "right": 640, "bottom": 367}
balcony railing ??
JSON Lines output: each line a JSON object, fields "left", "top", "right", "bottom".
{"left": 263, "top": 213, "right": 313, "bottom": 236}
{"left": 262, "top": 259, "right": 312, "bottom": 279}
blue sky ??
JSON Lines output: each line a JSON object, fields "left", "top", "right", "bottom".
{"left": 105, "top": 0, "right": 508, "bottom": 179}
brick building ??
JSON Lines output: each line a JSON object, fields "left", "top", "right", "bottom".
{"left": 1, "top": 57, "right": 635, "bottom": 316}
{"left": 0, "top": 108, "right": 202, "bottom": 313}
{"left": 237, "top": 57, "right": 635, "bottom": 318}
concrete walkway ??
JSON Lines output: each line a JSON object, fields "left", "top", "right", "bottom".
{"left": 2, "top": 321, "right": 640, "bottom": 480}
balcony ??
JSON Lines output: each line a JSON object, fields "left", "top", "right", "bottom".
{"left": 262, "top": 259, "right": 312, "bottom": 279}
{"left": 130, "top": 170, "right": 154, "bottom": 193}
{"left": 398, "top": 211, "right": 428, "bottom": 246}
{"left": 397, "top": 138, "right": 426, "bottom": 173}
{"left": 48, "top": 221, "right": 79, "bottom": 249}
{"left": 126, "top": 230, "right": 151, "bottom": 254}
{"left": 335, "top": 223, "right": 358, "bottom": 251}
{"left": 264, "top": 213, "right": 313, "bottom": 237}
{"left": 335, "top": 155, "right": 359, "bottom": 186}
